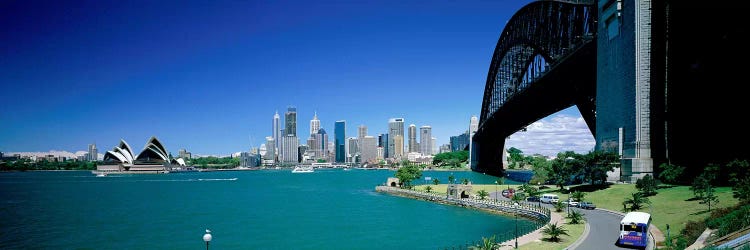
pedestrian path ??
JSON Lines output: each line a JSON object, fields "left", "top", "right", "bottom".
{"left": 496, "top": 211, "right": 565, "bottom": 249}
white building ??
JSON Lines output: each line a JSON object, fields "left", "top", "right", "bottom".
{"left": 360, "top": 136, "right": 377, "bottom": 164}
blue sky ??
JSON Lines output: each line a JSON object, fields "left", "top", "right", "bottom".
{"left": 0, "top": 0, "right": 590, "bottom": 156}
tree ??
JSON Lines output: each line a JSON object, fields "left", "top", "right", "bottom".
{"left": 732, "top": 177, "right": 750, "bottom": 203}
{"left": 395, "top": 164, "right": 422, "bottom": 188}
{"left": 477, "top": 190, "right": 489, "bottom": 200}
{"left": 547, "top": 151, "right": 584, "bottom": 190}
{"left": 701, "top": 184, "right": 719, "bottom": 211}
{"left": 476, "top": 235, "right": 496, "bottom": 250}
{"left": 623, "top": 192, "right": 651, "bottom": 211}
{"left": 727, "top": 159, "right": 750, "bottom": 203}
{"left": 508, "top": 147, "right": 524, "bottom": 169}
{"left": 542, "top": 223, "right": 569, "bottom": 242}
{"left": 571, "top": 190, "right": 586, "bottom": 202}
{"left": 691, "top": 174, "right": 711, "bottom": 199}
{"left": 658, "top": 163, "right": 685, "bottom": 184}
{"left": 462, "top": 178, "right": 470, "bottom": 185}
{"left": 553, "top": 201, "right": 566, "bottom": 212}
{"left": 511, "top": 193, "right": 525, "bottom": 203}
{"left": 580, "top": 150, "right": 620, "bottom": 185}
{"left": 425, "top": 186, "right": 432, "bottom": 193}
{"left": 568, "top": 210, "right": 584, "bottom": 224}
{"left": 432, "top": 178, "right": 440, "bottom": 186}
{"left": 448, "top": 174, "right": 455, "bottom": 184}
{"left": 636, "top": 174, "right": 658, "bottom": 196}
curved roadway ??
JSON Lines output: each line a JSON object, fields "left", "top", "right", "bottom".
{"left": 491, "top": 192, "right": 646, "bottom": 250}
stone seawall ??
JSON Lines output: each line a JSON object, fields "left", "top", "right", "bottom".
{"left": 375, "top": 186, "right": 550, "bottom": 222}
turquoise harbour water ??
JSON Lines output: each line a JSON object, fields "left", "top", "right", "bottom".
{"left": 0, "top": 169, "right": 533, "bottom": 249}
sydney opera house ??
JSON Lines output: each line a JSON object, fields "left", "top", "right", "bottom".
{"left": 97, "top": 136, "right": 186, "bottom": 173}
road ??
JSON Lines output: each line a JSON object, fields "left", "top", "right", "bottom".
{"left": 490, "top": 191, "right": 644, "bottom": 250}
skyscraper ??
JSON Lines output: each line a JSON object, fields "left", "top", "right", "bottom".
{"left": 378, "top": 133, "right": 389, "bottom": 158}
{"left": 388, "top": 118, "right": 404, "bottom": 158}
{"left": 432, "top": 137, "right": 437, "bottom": 155}
{"left": 393, "top": 135, "right": 403, "bottom": 158}
{"left": 420, "top": 126, "right": 432, "bottom": 156}
{"left": 273, "top": 111, "right": 280, "bottom": 153}
{"left": 310, "top": 112, "right": 320, "bottom": 137}
{"left": 358, "top": 125, "right": 367, "bottom": 140}
{"left": 281, "top": 135, "right": 299, "bottom": 163}
{"left": 285, "top": 106, "right": 297, "bottom": 137}
{"left": 264, "top": 136, "right": 275, "bottom": 164}
{"left": 408, "top": 124, "right": 417, "bottom": 153}
{"left": 360, "top": 135, "right": 377, "bottom": 164}
{"left": 335, "top": 120, "right": 346, "bottom": 163}
{"left": 88, "top": 143, "right": 97, "bottom": 161}
{"left": 346, "top": 137, "right": 358, "bottom": 163}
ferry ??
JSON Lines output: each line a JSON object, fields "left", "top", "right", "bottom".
{"left": 292, "top": 166, "right": 314, "bottom": 173}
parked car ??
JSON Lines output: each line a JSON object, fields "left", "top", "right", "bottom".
{"left": 501, "top": 188, "right": 515, "bottom": 198}
{"left": 526, "top": 196, "right": 540, "bottom": 202}
{"left": 578, "top": 201, "right": 596, "bottom": 209}
{"left": 567, "top": 199, "right": 579, "bottom": 207}
{"left": 540, "top": 193, "right": 559, "bottom": 204}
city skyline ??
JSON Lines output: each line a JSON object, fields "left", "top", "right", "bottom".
{"left": 0, "top": 0, "right": 594, "bottom": 157}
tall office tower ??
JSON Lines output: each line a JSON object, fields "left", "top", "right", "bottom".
{"left": 392, "top": 135, "right": 403, "bottom": 158}
{"left": 88, "top": 143, "right": 97, "bottom": 161}
{"left": 314, "top": 128, "right": 328, "bottom": 159}
{"left": 420, "top": 126, "right": 432, "bottom": 156}
{"left": 285, "top": 106, "right": 297, "bottom": 137}
{"left": 377, "top": 147, "right": 384, "bottom": 160}
{"left": 358, "top": 125, "right": 367, "bottom": 140}
{"left": 307, "top": 136, "right": 318, "bottom": 159}
{"left": 281, "top": 135, "right": 299, "bottom": 163}
{"left": 335, "top": 121, "right": 346, "bottom": 163}
{"left": 388, "top": 118, "right": 404, "bottom": 158}
{"left": 378, "top": 133, "right": 389, "bottom": 158}
{"left": 469, "top": 115, "right": 479, "bottom": 166}
{"left": 273, "top": 111, "right": 280, "bottom": 153}
{"left": 265, "top": 136, "right": 275, "bottom": 163}
{"left": 346, "top": 137, "right": 358, "bottom": 163}
{"left": 310, "top": 112, "right": 320, "bottom": 137}
{"left": 178, "top": 149, "right": 191, "bottom": 159}
{"left": 432, "top": 137, "right": 437, "bottom": 155}
{"left": 360, "top": 135, "right": 377, "bottom": 164}
{"left": 408, "top": 124, "right": 418, "bottom": 153}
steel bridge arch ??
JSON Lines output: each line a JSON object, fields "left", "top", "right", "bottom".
{"left": 479, "top": 0, "right": 596, "bottom": 128}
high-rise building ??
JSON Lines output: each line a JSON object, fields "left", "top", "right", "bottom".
{"left": 408, "top": 124, "right": 418, "bottom": 153}
{"left": 378, "top": 133, "right": 389, "bottom": 158}
{"left": 450, "top": 132, "right": 470, "bottom": 152}
{"left": 313, "top": 128, "right": 328, "bottom": 160}
{"left": 281, "top": 135, "right": 299, "bottom": 163}
{"left": 88, "top": 143, "right": 97, "bottom": 161}
{"left": 358, "top": 125, "right": 367, "bottom": 140}
{"left": 420, "top": 126, "right": 432, "bottom": 156}
{"left": 346, "top": 137, "right": 358, "bottom": 163}
{"left": 285, "top": 106, "right": 297, "bottom": 137}
{"left": 360, "top": 136, "right": 377, "bottom": 164}
{"left": 178, "top": 148, "right": 191, "bottom": 159}
{"left": 310, "top": 112, "right": 320, "bottom": 138}
{"left": 377, "top": 147, "right": 384, "bottom": 160}
{"left": 264, "top": 136, "right": 275, "bottom": 163}
{"left": 273, "top": 111, "right": 281, "bottom": 153}
{"left": 440, "top": 144, "right": 451, "bottom": 154}
{"left": 388, "top": 118, "right": 404, "bottom": 158}
{"left": 432, "top": 137, "right": 437, "bottom": 155}
{"left": 335, "top": 120, "right": 346, "bottom": 163}
{"left": 392, "top": 135, "right": 403, "bottom": 158}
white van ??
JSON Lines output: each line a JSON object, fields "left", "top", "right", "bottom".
{"left": 540, "top": 193, "right": 559, "bottom": 204}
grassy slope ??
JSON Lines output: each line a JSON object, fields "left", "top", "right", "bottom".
{"left": 518, "top": 218, "right": 585, "bottom": 250}
{"left": 583, "top": 184, "right": 737, "bottom": 234}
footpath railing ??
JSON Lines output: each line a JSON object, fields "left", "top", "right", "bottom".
{"left": 375, "top": 186, "right": 552, "bottom": 249}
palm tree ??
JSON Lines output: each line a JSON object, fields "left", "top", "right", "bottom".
{"left": 571, "top": 190, "right": 585, "bottom": 202}
{"left": 554, "top": 200, "right": 566, "bottom": 212}
{"left": 511, "top": 192, "right": 525, "bottom": 203}
{"left": 474, "top": 235, "right": 496, "bottom": 250}
{"left": 477, "top": 189, "right": 489, "bottom": 200}
{"left": 462, "top": 178, "right": 471, "bottom": 185}
{"left": 425, "top": 186, "right": 432, "bottom": 193}
{"left": 568, "top": 210, "right": 584, "bottom": 224}
{"left": 432, "top": 178, "right": 440, "bottom": 185}
{"left": 623, "top": 192, "right": 651, "bottom": 211}
{"left": 542, "top": 223, "right": 569, "bottom": 242}
{"left": 448, "top": 174, "right": 456, "bottom": 184}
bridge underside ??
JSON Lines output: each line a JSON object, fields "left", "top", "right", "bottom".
{"left": 472, "top": 42, "right": 596, "bottom": 176}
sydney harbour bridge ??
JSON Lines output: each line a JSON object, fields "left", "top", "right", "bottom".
{"left": 471, "top": 0, "right": 749, "bottom": 180}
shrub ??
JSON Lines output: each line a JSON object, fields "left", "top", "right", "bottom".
{"left": 681, "top": 220, "right": 707, "bottom": 245}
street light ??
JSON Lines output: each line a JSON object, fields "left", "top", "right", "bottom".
{"left": 566, "top": 187, "right": 570, "bottom": 216}
{"left": 514, "top": 202, "right": 519, "bottom": 249}
{"left": 203, "top": 229, "right": 212, "bottom": 250}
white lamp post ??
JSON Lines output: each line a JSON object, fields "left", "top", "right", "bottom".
{"left": 514, "top": 202, "right": 519, "bottom": 249}
{"left": 203, "top": 229, "right": 212, "bottom": 250}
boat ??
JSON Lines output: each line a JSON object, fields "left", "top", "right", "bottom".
{"left": 95, "top": 172, "right": 107, "bottom": 177}
{"left": 292, "top": 166, "right": 314, "bottom": 173}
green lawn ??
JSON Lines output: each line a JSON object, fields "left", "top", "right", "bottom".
{"left": 414, "top": 184, "right": 523, "bottom": 197}
{"left": 582, "top": 184, "right": 737, "bottom": 235}
{"left": 518, "top": 217, "right": 585, "bottom": 250}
